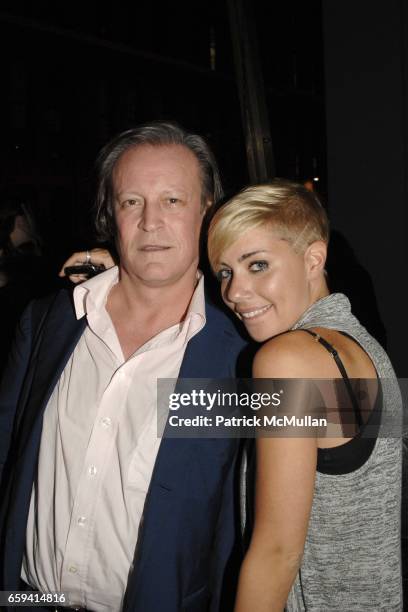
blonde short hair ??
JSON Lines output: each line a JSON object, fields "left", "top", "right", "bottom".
{"left": 207, "top": 179, "right": 329, "bottom": 269}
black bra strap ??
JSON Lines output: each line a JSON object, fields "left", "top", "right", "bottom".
{"left": 300, "top": 329, "right": 363, "bottom": 428}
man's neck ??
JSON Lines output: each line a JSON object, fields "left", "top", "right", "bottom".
{"left": 106, "top": 267, "right": 200, "bottom": 359}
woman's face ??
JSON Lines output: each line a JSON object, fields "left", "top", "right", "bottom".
{"left": 215, "top": 227, "right": 316, "bottom": 342}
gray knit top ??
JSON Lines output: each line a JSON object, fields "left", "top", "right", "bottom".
{"left": 242, "top": 293, "right": 403, "bottom": 611}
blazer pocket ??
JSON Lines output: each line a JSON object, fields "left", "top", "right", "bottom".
{"left": 181, "top": 584, "right": 209, "bottom": 612}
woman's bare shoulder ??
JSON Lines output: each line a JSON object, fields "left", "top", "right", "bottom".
{"left": 253, "top": 330, "right": 330, "bottom": 378}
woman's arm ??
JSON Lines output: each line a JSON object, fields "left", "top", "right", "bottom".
{"left": 235, "top": 336, "right": 318, "bottom": 612}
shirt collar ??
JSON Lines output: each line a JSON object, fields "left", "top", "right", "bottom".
{"left": 73, "top": 266, "right": 119, "bottom": 320}
{"left": 73, "top": 266, "right": 206, "bottom": 324}
{"left": 185, "top": 271, "right": 205, "bottom": 324}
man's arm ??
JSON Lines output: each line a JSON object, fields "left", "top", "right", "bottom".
{"left": 209, "top": 439, "right": 243, "bottom": 612}
{"left": 0, "top": 303, "right": 34, "bottom": 484}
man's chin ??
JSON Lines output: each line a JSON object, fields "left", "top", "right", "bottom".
{"left": 120, "top": 268, "right": 184, "bottom": 288}
{"left": 119, "top": 258, "right": 199, "bottom": 289}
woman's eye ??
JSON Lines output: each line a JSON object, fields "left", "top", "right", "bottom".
{"left": 216, "top": 269, "right": 232, "bottom": 282}
{"left": 249, "top": 260, "right": 268, "bottom": 272}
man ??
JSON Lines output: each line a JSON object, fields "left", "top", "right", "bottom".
{"left": 0, "top": 122, "right": 249, "bottom": 611}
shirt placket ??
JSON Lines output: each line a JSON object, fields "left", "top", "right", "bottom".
{"left": 60, "top": 363, "right": 133, "bottom": 602}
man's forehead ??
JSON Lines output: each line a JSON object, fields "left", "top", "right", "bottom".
{"left": 114, "top": 143, "right": 200, "bottom": 175}
{"left": 112, "top": 144, "right": 203, "bottom": 197}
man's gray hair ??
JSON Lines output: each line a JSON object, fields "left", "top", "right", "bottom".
{"left": 94, "top": 121, "right": 223, "bottom": 242}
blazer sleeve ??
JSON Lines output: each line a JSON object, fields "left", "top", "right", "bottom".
{"left": 0, "top": 301, "right": 34, "bottom": 484}
{"left": 209, "top": 440, "right": 243, "bottom": 612}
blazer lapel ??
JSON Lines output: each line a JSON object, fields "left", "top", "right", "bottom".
{"left": 2, "top": 292, "right": 87, "bottom": 588}
{"left": 126, "top": 300, "right": 242, "bottom": 589}
{"left": 15, "top": 292, "right": 87, "bottom": 458}
{"left": 179, "top": 302, "right": 240, "bottom": 379}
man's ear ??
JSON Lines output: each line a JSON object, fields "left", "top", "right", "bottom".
{"left": 201, "top": 199, "right": 213, "bottom": 216}
{"left": 304, "top": 241, "right": 327, "bottom": 279}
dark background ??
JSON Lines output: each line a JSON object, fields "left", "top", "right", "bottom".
{"left": 0, "top": 0, "right": 406, "bottom": 379}
{"left": 0, "top": 1, "right": 325, "bottom": 260}
{"left": 0, "top": 0, "right": 407, "bottom": 604}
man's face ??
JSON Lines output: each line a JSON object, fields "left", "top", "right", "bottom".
{"left": 113, "top": 144, "right": 207, "bottom": 288}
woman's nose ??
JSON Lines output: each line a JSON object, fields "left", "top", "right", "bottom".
{"left": 225, "top": 273, "right": 252, "bottom": 304}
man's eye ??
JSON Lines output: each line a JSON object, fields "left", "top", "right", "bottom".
{"left": 249, "top": 260, "right": 268, "bottom": 272}
{"left": 122, "top": 199, "right": 140, "bottom": 208}
{"left": 167, "top": 197, "right": 180, "bottom": 205}
{"left": 216, "top": 269, "right": 232, "bottom": 282}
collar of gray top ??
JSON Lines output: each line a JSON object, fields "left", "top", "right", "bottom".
{"left": 291, "top": 293, "right": 355, "bottom": 335}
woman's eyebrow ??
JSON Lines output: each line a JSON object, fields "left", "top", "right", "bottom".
{"left": 238, "top": 250, "right": 268, "bottom": 262}
{"left": 218, "top": 250, "right": 269, "bottom": 267}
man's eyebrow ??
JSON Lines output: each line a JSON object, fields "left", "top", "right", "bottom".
{"left": 160, "top": 188, "right": 188, "bottom": 196}
{"left": 115, "top": 191, "right": 142, "bottom": 198}
{"left": 115, "top": 188, "right": 188, "bottom": 197}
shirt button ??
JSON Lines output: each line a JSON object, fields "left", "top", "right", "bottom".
{"left": 88, "top": 465, "right": 97, "bottom": 476}
{"left": 77, "top": 516, "right": 87, "bottom": 527}
{"left": 68, "top": 565, "right": 77, "bottom": 573}
{"left": 101, "top": 417, "right": 112, "bottom": 428}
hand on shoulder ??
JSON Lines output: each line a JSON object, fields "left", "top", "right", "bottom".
{"left": 58, "top": 248, "right": 115, "bottom": 283}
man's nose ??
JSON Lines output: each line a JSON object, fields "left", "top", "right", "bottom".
{"left": 225, "top": 273, "right": 252, "bottom": 304}
{"left": 138, "top": 203, "right": 163, "bottom": 232}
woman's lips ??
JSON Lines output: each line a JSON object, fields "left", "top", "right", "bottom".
{"left": 237, "top": 304, "right": 272, "bottom": 320}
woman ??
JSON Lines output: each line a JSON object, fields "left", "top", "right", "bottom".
{"left": 207, "top": 180, "right": 402, "bottom": 611}
{"left": 60, "top": 179, "right": 402, "bottom": 610}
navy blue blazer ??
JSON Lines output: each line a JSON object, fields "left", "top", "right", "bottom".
{"left": 0, "top": 288, "right": 250, "bottom": 612}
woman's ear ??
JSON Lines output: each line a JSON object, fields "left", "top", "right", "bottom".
{"left": 304, "top": 241, "right": 327, "bottom": 279}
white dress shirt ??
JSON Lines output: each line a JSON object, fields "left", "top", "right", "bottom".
{"left": 22, "top": 266, "right": 205, "bottom": 611}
